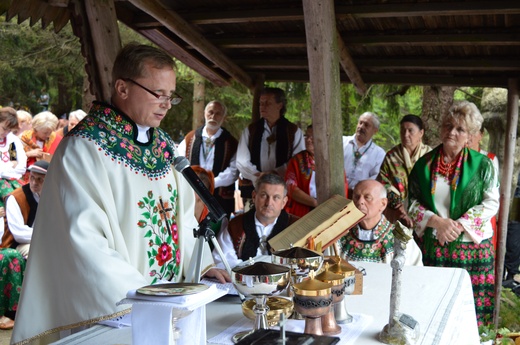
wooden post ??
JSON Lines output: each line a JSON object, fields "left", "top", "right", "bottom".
{"left": 494, "top": 78, "right": 519, "bottom": 326}
{"left": 302, "top": 0, "right": 344, "bottom": 201}
{"left": 72, "top": 0, "right": 121, "bottom": 102}
{"left": 192, "top": 74, "right": 205, "bottom": 129}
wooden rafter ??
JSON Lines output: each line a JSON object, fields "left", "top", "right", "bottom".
{"left": 128, "top": 0, "right": 254, "bottom": 90}
{"left": 180, "top": 1, "right": 520, "bottom": 24}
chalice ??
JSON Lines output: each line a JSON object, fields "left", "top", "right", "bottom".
{"left": 293, "top": 271, "right": 333, "bottom": 336}
{"left": 315, "top": 263, "right": 346, "bottom": 335}
{"left": 231, "top": 261, "right": 291, "bottom": 343}
{"left": 326, "top": 256, "right": 356, "bottom": 324}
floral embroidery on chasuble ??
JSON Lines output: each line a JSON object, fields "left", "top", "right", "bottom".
{"left": 73, "top": 102, "right": 181, "bottom": 283}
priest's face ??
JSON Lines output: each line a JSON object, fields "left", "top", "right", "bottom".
{"left": 253, "top": 182, "right": 288, "bottom": 226}
{"left": 116, "top": 61, "right": 177, "bottom": 128}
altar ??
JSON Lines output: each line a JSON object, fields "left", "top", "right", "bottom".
{"left": 51, "top": 261, "right": 479, "bottom": 345}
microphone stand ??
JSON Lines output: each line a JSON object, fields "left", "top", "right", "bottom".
{"left": 189, "top": 215, "right": 232, "bottom": 283}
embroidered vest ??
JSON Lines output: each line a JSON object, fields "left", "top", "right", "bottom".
{"left": 184, "top": 127, "right": 238, "bottom": 200}
{"left": 1, "top": 184, "right": 38, "bottom": 249}
{"left": 227, "top": 208, "right": 299, "bottom": 260}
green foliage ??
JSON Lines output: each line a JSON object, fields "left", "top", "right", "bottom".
{"left": 479, "top": 288, "right": 520, "bottom": 343}
{"left": 0, "top": 15, "right": 85, "bottom": 115}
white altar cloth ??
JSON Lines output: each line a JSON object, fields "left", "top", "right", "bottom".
{"left": 51, "top": 262, "right": 479, "bottom": 345}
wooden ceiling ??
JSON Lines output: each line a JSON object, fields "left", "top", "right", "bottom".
{"left": 3, "top": 0, "right": 520, "bottom": 89}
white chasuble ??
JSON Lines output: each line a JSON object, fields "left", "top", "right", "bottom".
{"left": 12, "top": 102, "right": 214, "bottom": 345}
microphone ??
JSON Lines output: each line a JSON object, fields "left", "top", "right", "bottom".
{"left": 173, "top": 156, "right": 227, "bottom": 222}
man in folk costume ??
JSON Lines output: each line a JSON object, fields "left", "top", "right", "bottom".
{"left": 236, "top": 87, "right": 305, "bottom": 208}
{"left": 339, "top": 179, "right": 423, "bottom": 265}
{"left": 11, "top": 44, "right": 228, "bottom": 345}
{"left": 177, "top": 100, "right": 238, "bottom": 216}
{"left": 1, "top": 160, "right": 48, "bottom": 258}
{"left": 340, "top": 179, "right": 395, "bottom": 263}
{"left": 215, "top": 173, "right": 299, "bottom": 269}
{"left": 343, "top": 112, "right": 386, "bottom": 197}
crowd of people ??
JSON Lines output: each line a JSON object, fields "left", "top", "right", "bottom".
{"left": 0, "top": 43, "right": 516, "bottom": 344}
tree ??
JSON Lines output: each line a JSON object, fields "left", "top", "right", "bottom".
{"left": 0, "top": 15, "right": 84, "bottom": 115}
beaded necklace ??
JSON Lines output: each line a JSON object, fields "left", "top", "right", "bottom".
{"left": 352, "top": 140, "right": 372, "bottom": 166}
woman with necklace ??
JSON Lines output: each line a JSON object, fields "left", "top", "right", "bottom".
{"left": 377, "top": 115, "right": 431, "bottom": 227}
{"left": 408, "top": 101, "right": 499, "bottom": 326}
{"left": 0, "top": 107, "right": 28, "bottom": 208}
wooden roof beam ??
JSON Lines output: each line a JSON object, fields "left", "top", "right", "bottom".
{"left": 337, "top": 30, "right": 366, "bottom": 96}
{"left": 336, "top": 1, "right": 520, "bottom": 18}
{"left": 262, "top": 71, "right": 511, "bottom": 87}
{"left": 136, "top": 28, "right": 230, "bottom": 87}
{"left": 180, "top": 1, "right": 520, "bottom": 25}
{"left": 213, "top": 31, "right": 520, "bottom": 49}
{"left": 235, "top": 58, "right": 520, "bottom": 71}
{"left": 128, "top": 0, "right": 254, "bottom": 90}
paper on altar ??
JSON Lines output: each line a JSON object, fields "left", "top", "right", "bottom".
{"left": 117, "top": 284, "right": 227, "bottom": 345}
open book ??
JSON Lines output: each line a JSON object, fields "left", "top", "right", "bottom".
{"left": 268, "top": 194, "right": 365, "bottom": 251}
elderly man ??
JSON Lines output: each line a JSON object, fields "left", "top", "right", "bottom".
{"left": 215, "top": 173, "right": 299, "bottom": 268}
{"left": 340, "top": 179, "right": 395, "bottom": 263}
{"left": 1, "top": 160, "right": 48, "bottom": 258}
{"left": 340, "top": 179, "right": 422, "bottom": 265}
{"left": 12, "top": 44, "right": 228, "bottom": 345}
{"left": 343, "top": 112, "right": 386, "bottom": 196}
{"left": 236, "top": 87, "right": 305, "bottom": 205}
{"left": 177, "top": 100, "right": 238, "bottom": 216}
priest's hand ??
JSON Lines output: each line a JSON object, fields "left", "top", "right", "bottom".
{"left": 204, "top": 268, "right": 231, "bottom": 284}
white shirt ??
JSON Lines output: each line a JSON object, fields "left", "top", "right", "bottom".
{"left": 214, "top": 213, "right": 278, "bottom": 269}
{"left": 6, "top": 190, "right": 40, "bottom": 244}
{"left": 343, "top": 135, "right": 386, "bottom": 189}
{"left": 177, "top": 126, "right": 239, "bottom": 189}
{"left": 0, "top": 132, "right": 27, "bottom": 179}
{"left": 237, "top": 121, "right": 305, "bottom": 184}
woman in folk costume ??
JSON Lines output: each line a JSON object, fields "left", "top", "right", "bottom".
{"left": 20, "top": 111, "right": 62, "bottom": 169}
{"left": 408, "top": 100, "right": 499, "bottom": 326}
{"left": 377, "top": 114, "right": 431, "bottom": 227}
{"left": 0, "top": 107, "right": 28, "bottom": 208}
{"left": 11, "top": 44, "right": 228, "bottom": 345}
{"left": 284, "top": 125, "right": 348, "bottom": 217}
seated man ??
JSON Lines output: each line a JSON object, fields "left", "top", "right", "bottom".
{"left": 215, "top": 173, "right": 299, "bottom": 268}
{"left": 1, "top": 160, "right": 49, "bottom": 258}
{"left": 340, "top": 179, "right": 422, "bottom": 265}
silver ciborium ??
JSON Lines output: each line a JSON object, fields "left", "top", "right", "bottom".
{"left": 272, "top": 247, "right": 324, "bottom": 319}
{"left": 271, "top": 246, "right": 324, "bottom": 280}
{"left": 231, "top": 261, "right": 291, "bottom": 343}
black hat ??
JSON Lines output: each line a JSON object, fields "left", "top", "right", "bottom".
{"left": 28, "top": 160, "right": 49, "bottom": 175}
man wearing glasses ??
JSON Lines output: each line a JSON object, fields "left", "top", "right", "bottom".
{"left": 12, "top": 44, "right": 229, "bottom": 345}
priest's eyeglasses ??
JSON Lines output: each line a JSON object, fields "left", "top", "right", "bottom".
{"left": 122, "top": 78, "right": 183, "bottom": 105}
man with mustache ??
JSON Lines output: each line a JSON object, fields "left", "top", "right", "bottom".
{"left": 177, "top": 100, "right": 238, "bottom": 216}
{"left": 214, "top": 173, "right": 299, "bottom": 268}
{"left": 343, "top": 112, "right": 385, "bottom": 197}
{"left": 236, "top": 88, "right": 305, "bottom": 209}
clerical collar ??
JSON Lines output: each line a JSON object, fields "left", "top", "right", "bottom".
{"left": 136, "top": 124, "right": 150, "bottom": 143}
